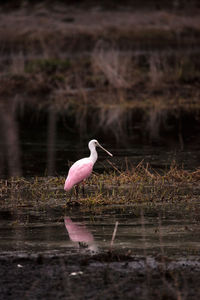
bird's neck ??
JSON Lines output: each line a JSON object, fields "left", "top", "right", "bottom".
{"left": 89, "top": 148, "right": 98, "bottom": 164}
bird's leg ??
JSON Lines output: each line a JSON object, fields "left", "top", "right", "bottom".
{"left": 75, "top": 185, "right": 79, "bottom": 200}
{"left": 82, "top": 181, "right": 85, "bottom": 197}
{"left": 69, "top": 190, "right": 72, "bottom": 202}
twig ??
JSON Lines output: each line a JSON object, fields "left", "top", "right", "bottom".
{"left": 107, "top": 160, "right": 122, "bottom": 174}
{"left": 110, "top": 221, "right": 119, "bottom": 249}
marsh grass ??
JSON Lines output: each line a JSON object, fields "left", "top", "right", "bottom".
{"left": 1, "top": 162, "right": 199, "bottom": 209}
{"left": 92, "top": 42, "right": 132, "bottom": 89}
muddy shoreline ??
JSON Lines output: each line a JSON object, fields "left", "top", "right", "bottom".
{"left": 1, "top": 252, "right": 200, "bottom": 300}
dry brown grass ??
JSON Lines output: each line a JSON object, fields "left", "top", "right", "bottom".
{"left": 0, "top": 162, "right": 199, "bottom": 208}
{"left": 92, "top": 41, "right": 132, "bottom": 89}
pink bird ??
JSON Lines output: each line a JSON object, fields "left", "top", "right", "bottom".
{"left": 64, "top": 139, "right": 113, "bottom": 192}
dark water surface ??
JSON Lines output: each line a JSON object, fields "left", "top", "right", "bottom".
{"left": 3, "top": 138, "right": 200, "bottom": 178}
{"left": 18, "top": 113, "right": 200, "bottom": 176}
{"left": 0, "top": 205, "right": 199, "bottom": 258}
{"left": 0, "top": 105, "right": 200, "bottom": 177}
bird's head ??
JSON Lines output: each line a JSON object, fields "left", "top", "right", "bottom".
{"left": 88, "top": 139, "right": 113, "bottom": 157}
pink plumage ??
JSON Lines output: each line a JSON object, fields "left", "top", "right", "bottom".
{"left": 64, "top": 161, "right": 93, "bottom": 191}
{"left": 64, "top": 139, "right": 112, "bottom": 192}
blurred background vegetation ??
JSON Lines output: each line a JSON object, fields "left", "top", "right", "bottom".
{"left": 0, "top": 0, "right": 200, "bottom": 177}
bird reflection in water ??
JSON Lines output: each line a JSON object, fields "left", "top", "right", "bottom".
{"left": 64, "top": 217, "right": 98, "bottom": 253}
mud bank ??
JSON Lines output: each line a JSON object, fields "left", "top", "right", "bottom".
{"left": 0, "top": 252, "right": 200, "bottom": 300}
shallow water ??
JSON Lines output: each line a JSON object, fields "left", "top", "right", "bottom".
{"left": 1, "top": 105, "right": 200, "bottom": 177}
{"left": 0, "top": 205, "right": 199, "bottom": 258}
{"left": 3, "top": 138, "right": 200, "bottom": 177}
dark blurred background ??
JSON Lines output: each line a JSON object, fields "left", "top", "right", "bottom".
{"left": 0, "top": 0, "right": 199, "bottom": 10}
{"left": 0, "top": 0, "right": 200, "bottom": 177}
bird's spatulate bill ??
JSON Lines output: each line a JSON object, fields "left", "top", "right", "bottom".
{"left": 98, "top": 143, "right": 113, "bottom": 157}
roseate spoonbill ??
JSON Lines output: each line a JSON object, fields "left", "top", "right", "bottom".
{"left": 64, "top": 139, "right": 113, "bottom": 193}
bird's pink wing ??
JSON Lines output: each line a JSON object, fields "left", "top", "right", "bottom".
{"left": 64, "top": 161, "right": 93, "bottom": 191}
